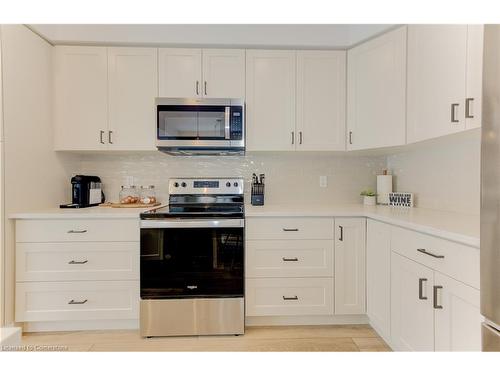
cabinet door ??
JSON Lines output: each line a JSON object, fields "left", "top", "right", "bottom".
{"left": 347, "top": 26, "right": 407, "bottom": 150}
{"left": 407, "top": 25, "right": 468, "bottom": 143}
{"left": 53, "top": 46, "right": 108, "bottom": 150}
{"left": 434, "top": 272, "right": 482, "bottom": 351}
{"left": 391, "top": 252, "right": 434, "bottom": 351}
{"left": 158, "top": 48, "right": 202, "bottom": 98}
{"left": 296, "top": 51, "right": 346, "bottom": 151}
{"left": 465, "top": 25, "right": 484, "bottom": 130}
{"left": 108, "top": 47, "right": 157, "bottom": 151}
{"left": 246, "top": 50, "right": 296, "bottom": 151}
{"left": 202, "top": 49, "right": 245, "bottom": 98}
{"left": 366, "top": 220, "right": 391, "bottom": 340}
{"left": 334, "top": 218, "right": 366, "bottom": 314}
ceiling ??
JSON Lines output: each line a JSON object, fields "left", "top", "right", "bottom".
{"left": 29, "top": 24, "right": 396, "bottom": 49}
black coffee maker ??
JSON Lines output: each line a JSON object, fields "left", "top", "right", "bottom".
{"left": 60, "top": 175, "right": 105, "bottom": 208}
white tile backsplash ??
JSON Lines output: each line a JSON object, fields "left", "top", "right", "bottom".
{"left": 77, "top": 152, "right": 386, "bottom": 206}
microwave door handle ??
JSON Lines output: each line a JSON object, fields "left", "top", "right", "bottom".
{"left": 225, "top": 107, "right": 230, "bottom": 139}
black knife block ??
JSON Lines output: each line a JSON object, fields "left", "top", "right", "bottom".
{"left": 251, "top": 182, "right": 265, "bottom": 206}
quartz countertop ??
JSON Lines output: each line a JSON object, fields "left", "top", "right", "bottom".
{"left": 9, "top": 205, "right": 161, "bottom": 220}
{"left": 245, "top": 204, "right": 480, "bottom": 248}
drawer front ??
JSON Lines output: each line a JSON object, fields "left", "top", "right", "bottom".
{"left": 16, "top": 219, "right": 139, "bottom": 243}
{"left": 15, "top": 280, "right": 139, "bottom": 322}
{"left": 16, "top": 242, "right": 139, "bottom": 281}
{"left": 245, "top": 278, "right": 334, "bottom": 316}
{"left": 246, "top": 240, "right": 334, "bottom": 277}
{"left": 391, "top": 226, "right": 480, "bottom": 289}
{"left": 246, "top": 217, "right": 334, "bottom": 240}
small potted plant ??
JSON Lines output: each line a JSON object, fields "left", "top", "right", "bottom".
{"left": 360, "top": 189, "right": 377, "bottom": 206}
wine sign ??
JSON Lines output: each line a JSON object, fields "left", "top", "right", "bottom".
{"left": 388, "top": 192, "right": 414, "bottom": 207}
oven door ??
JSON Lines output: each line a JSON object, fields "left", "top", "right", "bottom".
{"left": 140, "top": 219, "right": 244, "bottom": 299}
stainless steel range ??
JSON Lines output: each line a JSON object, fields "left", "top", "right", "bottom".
{"left": 139, "top": 177, "right": 244, "bottom": 337}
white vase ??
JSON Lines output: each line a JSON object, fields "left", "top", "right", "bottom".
{"left": 363, "top": 196, "right": 376, "bottom": 206}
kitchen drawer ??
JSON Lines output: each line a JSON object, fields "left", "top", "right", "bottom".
{"left": 15, "top": 280, "right": 139, "bottom": 322}
{"left": 246, "top": 217, "right": 334, "bottom": 240}
{"left": 245, "top": 277, "right": 334, "bottom": 316}
{"left": 16, "top": 242, "right": 139, "bottom": 282}
{"left": 391, "top": 226, "right": 480, "bottom": 289}
{"left": 246, "top": 239, "right": 334, "bottom": 277}
{"left": 16, "top": 219, "right": 139, "bottom": 243}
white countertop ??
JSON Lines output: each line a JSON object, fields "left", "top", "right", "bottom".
{"left": 10, "top": 203, "right": 480, "bottom": 248}
{"left": 245, "top": 204, "right": 480, "bottom": 248}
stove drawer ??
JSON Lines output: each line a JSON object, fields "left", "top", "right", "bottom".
{"left": 246, "top": 240, "right": 334, "bottom": 277}
{"left": 15, "top": 280, "right": 139, "bottom": 322}
{"left": 246, "top": 217, "right": 334, "bottom": 240}
{"left": 245, "top": 277, "right": 334, "bottom": 316}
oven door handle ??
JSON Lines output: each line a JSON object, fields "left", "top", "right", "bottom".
{"left": 141, "top": 219, "right": 245, "bottom": 229}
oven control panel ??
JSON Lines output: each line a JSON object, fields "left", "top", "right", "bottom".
{"left": 169, "top": 178, "right": 244, "bottom": 195}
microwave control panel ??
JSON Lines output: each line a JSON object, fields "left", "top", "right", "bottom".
{"left": 230, "top": 106, "right": 244, "bottom": 140}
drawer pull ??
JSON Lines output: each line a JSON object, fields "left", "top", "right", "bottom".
{"left": 67, "top": 230, "right": 88, "bottom": 234}
{"left": 283, "top": 296, "right": 299, "bottom": 301}
{"left": 339, "top": 225, "right": 344, "bottom": 241}
{"left": 68, "top": 299, "right": 88, "bottom": 305}
{"left": 282, "top": 257, "right": 299, "bottom": 262}
{"left": 282, "top": 228, "right": 299, "bottom": 232}
{"left": 417, "top": 248, "right": 445, "bottom": 259}
{"left": 433, "top": 286, "right": 443, "bottom": 309}
{"left": 418, "top": 278, "right": 428, "bottom": 300}
{"left": 68, "top": 260, "right": 88, "bottom": 265}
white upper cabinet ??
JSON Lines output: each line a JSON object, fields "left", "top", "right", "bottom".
{"left": 246, "top": 50, "right": 296, "bottom": 151}
{"left": 347, "top": 27, "right": 407, "bottom": 150}
{"left": 296, "top": 51, "right": 346, "bottom": 151}
{"left": 202, "top": 49, "right": 245, "bottom": 98}
{"left": 334, "top": 218, "right": 366, "bottom": 315}
{"left": 159, "top": 48, "right": 202, "bottom": 98}
{"left": 407, "top": 25, "right": 468, "bottom": 143}
{"left": 465, "top": 25, "right": 484, "bottom": 130}
{"left": 108, "top": 47, "right": 158, "bottom": 151}
{"left": 54, "top": 46, "right": 108, "bottom": 150}
{"left": 366, "top": 219, "right": 392, "bottom": 341}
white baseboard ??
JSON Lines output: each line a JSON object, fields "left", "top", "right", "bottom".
{"left": 366, "top": 318, "right": 395, "bottom": 350}
{"left": 22, "top": 319, "right": 139, "bottom": 333}
{"left": 245, "top": 314, "right": 368, "bottom": 326}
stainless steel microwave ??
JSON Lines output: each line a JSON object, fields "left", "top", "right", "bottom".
{"left": 156, "top": 98, "right": 245, "bottom": 155}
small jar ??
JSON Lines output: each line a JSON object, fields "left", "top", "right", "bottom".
{"left": 140, "top": 185, "right": 157, "bottom": 205}
{"left": 119, "top": 185, "right": 139, "bottom": 204}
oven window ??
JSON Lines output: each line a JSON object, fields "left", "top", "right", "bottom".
{"left": 140, "top": 227, "right": 244, "bottom": 299}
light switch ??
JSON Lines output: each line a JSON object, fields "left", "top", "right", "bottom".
{"left": 320, "top": 176, "right": 327, "bottom": 188}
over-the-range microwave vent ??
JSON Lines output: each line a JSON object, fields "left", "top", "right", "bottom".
{"left": 158, "top": 147, "right": 245, "bottom": 156}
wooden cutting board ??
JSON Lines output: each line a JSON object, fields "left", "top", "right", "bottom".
{"left": 99, "top": 202, "right": 161, "bottom": 208}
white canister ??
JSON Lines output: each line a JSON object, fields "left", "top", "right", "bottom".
{"left": 377, "top": 173, "right": 393, "bottom": 205}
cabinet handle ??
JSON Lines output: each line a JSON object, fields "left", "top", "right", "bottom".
{"left": 108, "top": 130, "right": 113, "bottom": 144}
{"left": 196, "top": 81, "right": 199, "bottom": 95}
{"left": 433, "top": 285, "right": 443, "bottom": 309}
{"left": 282, "top": 257, "right": 299, "bottom": 262}
{"left": 451, "top": 103, "right": 459, "bottom": 123}
{"left": 418, "top": 278, "right": 428, "bottom": 300}
{"left": 283, "top": 296, "right": 299, "bottom": 301}
{"left": 99, "top": 130, "right": 105, "bottom": 144}
{"left": 204, "top": 81, "right": 207, "bottom": 95}
{"left": 417, "top": 248, "right": 444, "bottom": 259}
{"left": 282, "top": 228, "right": 299, "bottom": 232}
{"left": 339, "top": 225, "right": 344, "bottom": 241}
{"left": 299, "top": 131, "right": 303, "bottom": 145}
{"left": 68, "top": 260, "right": 88, "bottom": 265}
{"left": 465, "top": 98, "right": 474, "bottom": 119}
{"left": 68, "top": 299, "right": 88, "bottom": 305}
{"left": 67, "top": 230, "right": 88, "bottom": 234}
{"left": 349, "top": 131, "right": 353, "bottom": 145}
{"left": 291, "top": 131, "right": 295, "bottom": 145}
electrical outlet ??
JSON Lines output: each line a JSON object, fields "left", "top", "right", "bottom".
{"left": 319, "top": 176, "right": 327, "bottom": 188}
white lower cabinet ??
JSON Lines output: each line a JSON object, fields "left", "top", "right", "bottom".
{"left": 334, "top": 218, "right": 366, "bottom": 315}
{"left": 434, "top": 272, "right": 482, "bottom": 351}
{"left": 391, "top": 252, "right": 435, "bottom": 351}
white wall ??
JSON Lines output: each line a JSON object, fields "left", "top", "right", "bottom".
{"left": 1, "top": 25, "right": 79, "bottom": 324}
{"left": 77, "top": 152, "right": 387, "bottom": 206}
{"left": 387, "top": 129, "right": 481, "bottom": 215}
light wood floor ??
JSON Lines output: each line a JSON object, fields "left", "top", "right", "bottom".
{"left": 20, "top": 325, "right": 391, "bottom": 352}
